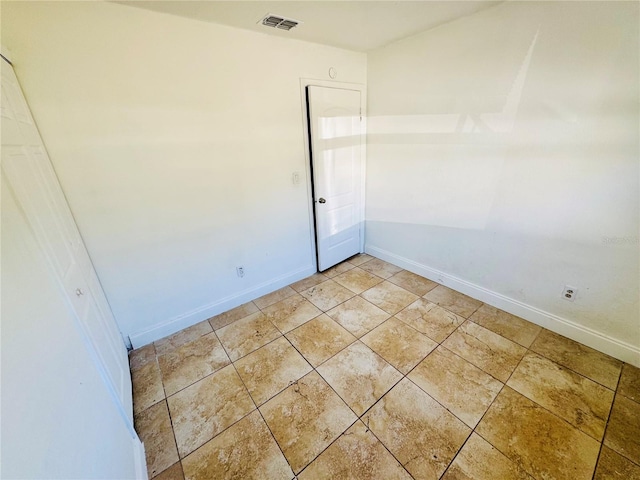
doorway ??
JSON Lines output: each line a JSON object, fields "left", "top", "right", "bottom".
{"left": 304, "top": 83, "right": 365, "bottom": 272}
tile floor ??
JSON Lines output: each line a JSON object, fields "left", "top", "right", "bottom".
{"left": 130, "top": 254, "right": 640, "bottom": 480}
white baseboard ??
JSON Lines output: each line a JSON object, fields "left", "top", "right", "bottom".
{"left": 366, "top": 245, "right": 640, "bottom": 367}
{"left": 128, "top": 265, "right": 316, "bottom": 348}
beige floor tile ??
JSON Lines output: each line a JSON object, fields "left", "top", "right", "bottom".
{"left": 594, "top": 446, "right": 640, "bottom": 480}
{"left": 395, "top": 298, "right": 465, "bottom": 342}
{"left": 261, "top": 294, "right": 322, "bottom": 333}
{"left": 133, "top": 359, "right": 165, "bottom": 414}
{"left": 604, "top": 394, "right": 640, "bottom": 465}
{"left": 234, "top": 336, "right": 312, "bottom": 405}
{"left": 348, "top": 253, "right": 374, "bottom": 266}
{"left": 181, "top": 410, "right": 293, "bottom": 480}
{"left": 441, "top": 433, "right": 533, "bottom": 480}
{"left": 290, "top": 273, "right": 328, "bottom": 293}
{"left": 326, "top": 296, "right": 390, "bottom": 338}
{"left": 442, "top": 321, "right": 526, "bottom": 382}
{"left": 322, "top": 261, "right": 356, "bottom": 278}
{"left": 317, "top": 341, "right": 402, "bottom": 415}
{"left": 158, "top": 333, "right": 230, "bottom": 396}
{"left": 469, "top": 304, "right": 541, "bottom": 348}
{"left": 507, "top": 351, "right": 614, "bottom": 440}
{"left": 361, "top": 317, "right": 437, "bottom": 374}
{"left": 409, "top": 346, "right": 503, "bottom": 428}
{"left": 153, "top": 462, "right": 184, "bottom": 480}
{"left": 208, "top": 302, "right": 259, "bottom": 330}
{"left": 216, "top": 311, "right": 281, "bottom": 361}
{"left": 358, "top": 258, "right": 402, "bottom": 279}
{"left": 285, "top": 314, "right": 357, "bottom": 367}
{"left": 259, "top": 371, "right": 357, "bottom": 474}
{"left": 387, "top": 270, "right": 438, "bottom": 296}
{"left": 134, "top": 400, "right": 179, "bottom": 479}
{"left": 254, "top": 286, "right": 297, "bottom": 309}
{"left": 366, "top": 378, "right": 470, "bottom": 480}
{"left": 130, "top": 343, "right": 157, "bottom": 371}
{"left": 298, "top": 420, "right": 412, "bottom": 480}
{"left": 531, "top": 330, "right": 622, "bottom": 389}
{"left": 360, "top": 281, "right": 418, "bottom": 315}
{"left": 167, "top": 365, "right": 255, "bottom": 458}
{"left": 618, "top": 363, "right": 640, "bottom": 402}
{"left": 333, "top": 267, "right": 383, "bottom": 294}
{"left": 300, "top": 279, "right": 355, "bottom": 311}
{"left": 155, "top": 321, "right": 213, "bottom": 356}
{"left": 423, "top": 285, "right": 482, "bottom": 318}
{"left": 476, "top": 387, "right": 600, "bottom": 480}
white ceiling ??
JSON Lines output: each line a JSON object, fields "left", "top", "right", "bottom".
{"left": 114, "top": 1, "right": 501, "bottom": 52}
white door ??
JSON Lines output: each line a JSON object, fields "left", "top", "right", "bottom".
{"left": 1, "top": 58, "right": 134, "bottom": 424}
{"left": 307, "top": 86, "right": 364, "bottom": 271}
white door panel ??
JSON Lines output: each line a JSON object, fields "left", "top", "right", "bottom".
{"left": 1, "top": 60, "right": 133, "bottom": 425}
{"left": 307, "top": 86, "right": 363, "bottom": 271}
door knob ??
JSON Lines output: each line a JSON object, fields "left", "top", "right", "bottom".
{"left": 318, "top": 198, "right": 326, "bottom": 204}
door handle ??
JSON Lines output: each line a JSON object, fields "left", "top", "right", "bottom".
{"left": 318, "top": 198, "right": 326, "bottom": 204}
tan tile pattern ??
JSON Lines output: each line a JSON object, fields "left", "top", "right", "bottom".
{"left": 130, "top": 256, "right": 637, "bottom": 480}
{"left": 234, "top": 336, "right": 312, "bottom": 405}
{"left": 358, "top": 258, "right": 402, "bottom": 279}
{"left": 299, "top": 421, "right": 412, "bottom": 480}
{"left": 443, "top": 321, "right": 526, "bottom": 382}
{"left": 594, "top": 446, "right": 640, "bottom": 480}
{"left": 254, "top": 286, "right": 297, "bottom": 309}
{"left": 300, "top": 279, "right": 355, "bottom": 311}
{"left": 507, "top": 351, "right": 614, "bottom": 440}
{"left": 208, "top": 301, "right": 259, "bottom": 330}
{"left": 409, "top": 346, "right": 502, "bottom": 427}
{"left": 333, "top": 267, "right": 383, "bottom": 294}
{"left": 181, "top": 410, "right": 293, "bottom": 480}
{"left": 361, "top": 316, "right": 437, "bottom": 374}
{"left": 618, "top": 363, "right": 640, "bottom": 402}
{"left": 154, "top": 321, "right": 212, "bottom": 356}
{"left": 531, "top": 329, "right": 622, "bottom": 389}
{"left": 366, "top": 378, "right": 471, "bottom": 479}
{"left": 322, "top": 261, "right": 356, "bottom": 278}
{"left": 326, "top": 296, "right": 390, "bottom": 337}
{"left": 604, "top": 394, "right": 640, "bottom": 465}
{"left": 360, "top": 281, "right": 418, "bottom": 315}
{"left": 442, "top": 433, "right": 533, "bottom": 480}
{"left": 216, "top": 311, "right": 281, "bottom": 361}
{"left": 424, "top": 285, "right": 482, "bottom": 318}
{"left": 469, "top": 304, "right": 542, "bottom": 347}
{"left": 286, "top": 314, "right": 356, "bottom": 367}
{"left": 132, "top": 359, "right": 165, "bottom": 414}
{"left": 167, "top": 364, "right": 255, "bottom": 458}
{"left": 476, "top": 387, "right": 601, "bottom": 480}
{"left": 134, "top": 400, "right": 179, "bottom": 479}
{"left": 158, "top": 333, "right": 230, "bottom": 396}
{"left": 387, "top": 270, "right": 438, "bottom": 296}
{"left": 261, "top": 294, "right": 322, "bottom": 333}
{"left": 317, "top": 341, "right": 402, "bottom": 415}
{"left": 395, "top": 298, "right": 465, "bottom": 342}
{"left": 259, "top": 371, "right": 357, "bottom": 474}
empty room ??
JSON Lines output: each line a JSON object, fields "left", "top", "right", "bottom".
{"left": 1, "top": 1, "right": 638, "bottom": 479}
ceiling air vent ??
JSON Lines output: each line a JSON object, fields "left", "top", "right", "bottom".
{"left": 259, "top": 14, "right": 301, "bottom": 31}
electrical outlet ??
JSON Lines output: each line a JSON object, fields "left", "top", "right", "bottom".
{"left": 236, "top": 266, "right": 245, "bottom": 278}
{"left": 562, "top": 285, "right": 577, "bottom": 302}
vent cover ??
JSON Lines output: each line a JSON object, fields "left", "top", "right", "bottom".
{"left": 259, "top": 14, "right": 301, "bottom": 31}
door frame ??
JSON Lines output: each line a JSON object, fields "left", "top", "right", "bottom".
{"left": 299, "top": 78, "right": 367, "bottom": 271}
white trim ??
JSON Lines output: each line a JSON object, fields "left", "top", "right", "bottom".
{"left": 132, "top": 437, "right": 147, "bottom": 480}
{"left": 298, "top": 77, "right": 368, "bottom": 261}
{"left": 366, "top": 245, "right": 640, "bottom": 367}
{"left": 128, "top": 264, "right": 316, "bottom": 348}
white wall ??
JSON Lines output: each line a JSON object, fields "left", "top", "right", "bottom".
{"left": 366, "top": 1, "right": 639, "bottom": 365}
{"left": 1, "top": 175, "right": 140, "bottom": 479}
{"left": 2, "top": 1, "right": 366, "bottom": 346}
